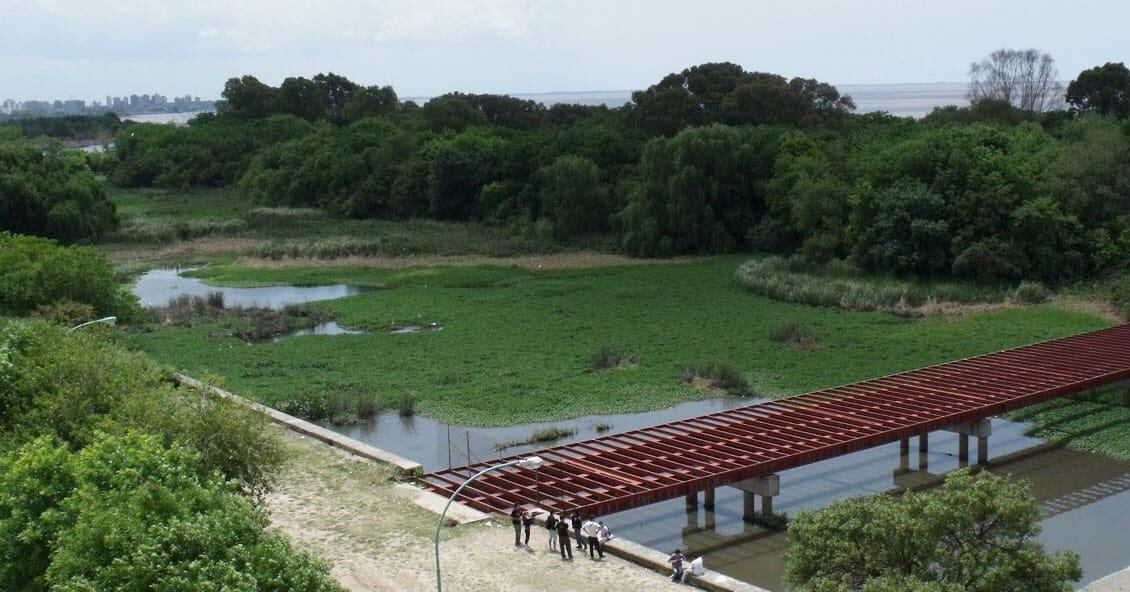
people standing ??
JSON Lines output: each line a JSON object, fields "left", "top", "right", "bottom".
{"left": 581, "top": 517, "right": 604, "bottom": 559}
{"left": 521, "top": 509, "right": 534, "bottom": 547}
{"left": 597, "top": 521, "right": 613, "bottom": 546}
{"left": 556, "top": 516, "right": 573, "bottom": 559}
{"left": 510, "top": 504, "right": 522, "bottom": 547}
{"left": 570, "top": 513, "right": 586, "bottom": 552}
{"left": 545, "top": 512, "right": 559, "bottom": 551}
{"left": 668, "top": 549, "right": 687, "bottom": 583}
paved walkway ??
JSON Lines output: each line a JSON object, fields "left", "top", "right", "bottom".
{"left": 1083, "top": 568, "right": 1130, "bottom": 592}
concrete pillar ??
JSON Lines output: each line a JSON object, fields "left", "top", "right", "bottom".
{"left": 703, "top": 487, "right": 715, "bottom": 511}
{"left": 685, "top": 491, "right": 698, "bottom": 509}
{"left": 918, "top": 433, "right": 929, "bottom": 470}
{"left": 734, "top": 474, "right": 780, "bottom": 524}
{"left": 898, "top": 437, "right": 910, "bottom": 471}
{"left": 977, "top": 436, "right": 989, "bottom": 465}
{"left": 948, "top": 420, "right": 990, "bottom": 468}
{"left": 958, "top": 433, "right": 969, "bottom": 466}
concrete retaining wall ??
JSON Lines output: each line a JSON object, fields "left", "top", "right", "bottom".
{"left": 172, "top": 373, "right": 423, "bottom": 478}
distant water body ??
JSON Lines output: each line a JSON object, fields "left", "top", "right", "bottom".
{"left": 410, "top": 82, "right": 1018, "bottom": 118}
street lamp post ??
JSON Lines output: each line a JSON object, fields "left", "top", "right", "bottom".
{"left": 67, "top": 316, "right": 117, "bottom": 334}
{"left": 434, "top": 455, "right": 543, "bottom": 592}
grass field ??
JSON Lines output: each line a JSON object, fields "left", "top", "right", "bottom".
{"left": 123, "top": 256, "right": 1110, "bottom": 426}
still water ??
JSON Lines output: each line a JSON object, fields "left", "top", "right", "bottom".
{"left": 331, "top": 403, "right": 1129, "bottom": 590}
{"left": 131, "top": 268, "right": 370, "bottom": 310}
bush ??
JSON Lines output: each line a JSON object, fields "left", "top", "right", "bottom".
{"left": 0, "top": 232, "right": 140, "bottom": 320}
{"left": 31, "top": 300, "right": 96, "bottom": 326}
{"left": 680, "top": 362, "right": 751, "bottom": 395}
{"left": 1014, "top": 281, "right": 1050, "bottom": 304}
{"left": 255, "top": 237, "right": 384, "bottom": 260}
{"left": 588, "top": 345, "right": 640, "bottom": 370}
{"left": 0, "top": 433, "right": 340, "bottom": 592}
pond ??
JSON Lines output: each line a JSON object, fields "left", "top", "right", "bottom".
{"left": 132, "top": 268, "right": 373, "bottom": 339}
{"left": 330, "top": 402, "right": 1130, "bottom": 591}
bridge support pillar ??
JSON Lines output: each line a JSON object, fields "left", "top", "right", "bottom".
{"left": 948, "top": 419, "right": 991, "bottom": 467}
{"left": 734, "top": 474, "right": 780, "bottom": 524}
{"left": 898, "top": 438, "right": 910, "bottom": 471}
{"left": 703, "top": 487, "right": 715, "bottom": 510}
{"left": 685, "top": 491, "right": 698, "bottom": 509}
{"left": 918, "top": 433, "right": 929, "bottom": 470}
{"left": 741, "top": 491, "right": 754, "bottom": 522}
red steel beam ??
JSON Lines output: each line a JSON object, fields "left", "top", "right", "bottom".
{"left": 420, "top": 325, "right": 1130, "bottom": 517}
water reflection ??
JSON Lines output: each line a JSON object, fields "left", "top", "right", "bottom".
{"left": 132, "top": 267, "right": 373, "bottom": 310}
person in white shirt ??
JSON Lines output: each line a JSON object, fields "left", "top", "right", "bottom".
{"left": 581, "top": 518, "right": 604, "bottom": 559}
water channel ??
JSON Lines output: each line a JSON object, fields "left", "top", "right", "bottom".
{"left": 132, "top": 270, "right": 1130, "bottom": 590}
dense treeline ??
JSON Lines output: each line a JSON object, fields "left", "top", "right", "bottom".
{"left": 0, "top": 129, "right": 118, "bottom": 242}
{"left": 106, "top": 61, "right": 1130, "bottom": 283}
{"left": 0, "top": 112, "right": 121, "bottom": 140}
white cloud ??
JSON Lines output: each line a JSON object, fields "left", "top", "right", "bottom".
{"left": 196, "top": 25, "right": 218, "bottom": 39}
{"left": 373, "top": 0, "right": 535, "bottom": 43}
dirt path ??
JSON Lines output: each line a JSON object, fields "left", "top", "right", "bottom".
{"left": 267, "top": 429, "right": 682, "bottom": 592}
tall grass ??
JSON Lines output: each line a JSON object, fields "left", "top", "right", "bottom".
{"left": 589, "top": 345, "right": 640, "bottom": 370}
{"left": 770, "top": 321, "right": 820, "bottom": 347}
{"left": 149, "top": 294, "right": 332, "bottom": 342}
{"left": 111, "top": 217, "right": 247, "bottom": 243}
{"left": 681, "top": 362, "right": 751, "bottom": 396}
{"left": 494, "top": 426, "right": 577, "bottom": 451}
{"left": 244, "top": 207, "right": 325, "bottom": 227}
{"left": 736, "top": 256, "right": 1010, "bottom": 314}
{"left": 255, "top": 237, "right": 385, "bottom": 260}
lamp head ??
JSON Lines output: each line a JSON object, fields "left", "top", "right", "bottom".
{"left": 517, "top": 456, "right": 544, "bottom": 470}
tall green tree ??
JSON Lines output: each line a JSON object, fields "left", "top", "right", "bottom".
{"left": 537, "top": 155, "right": 611, "bottom": 239}
{"left": 1066, "top": 62, "right": 1130, "bottom": 117}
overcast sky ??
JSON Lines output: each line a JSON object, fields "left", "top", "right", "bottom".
{"left": 2, "top": 0, "right": 1127, "bottom": 101}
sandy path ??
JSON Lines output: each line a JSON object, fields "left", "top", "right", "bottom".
{"left": 267, "top": 429, "right": 682, "bottom": 592}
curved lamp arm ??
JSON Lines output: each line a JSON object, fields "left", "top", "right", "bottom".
{"left": 434, "top": 456, "right": 543, "bottom": 592}
{"left": 67, "top": 316, "right": 117, "bottom": 334}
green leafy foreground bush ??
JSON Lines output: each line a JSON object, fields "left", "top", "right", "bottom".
{"left": 0, "top": 232, "right": 140, "bottom": 320}
{"left": 0, "top": 320, "right": 342, "bottom": 591}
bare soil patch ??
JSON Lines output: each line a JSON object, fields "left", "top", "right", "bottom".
{"left": 267, "top": 429, "right": 681, "bottom": 592}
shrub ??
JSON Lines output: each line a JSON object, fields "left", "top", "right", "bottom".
{"left": 255, "top": 237, "right": 384, "bottom": 260}
{"left": 770, "top": 321, "right": 821, "bottom": 347}
{"left": 0, "top": 232, "right": 141, "bottom": 320}
{"left": 1013, "top": 281, "right": 1050, "bottom": 304}
{"left": 681, "top": 362, "right": 751, "bottom": 396}
{"left": 588, "top": 345, "right": 640, "bottom": 370}
{"left": 31, "top": 300, "right": 96, "bottom": 327}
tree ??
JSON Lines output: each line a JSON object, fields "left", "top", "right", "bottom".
{"left": 616, "top": 124, "right": 770, "bottom": 256}
{"left": 785, "top": 469, "right": 1081, "bottom": 592}
{"left": 313, "top": 72, "right": 360, "bottom": 123}
{"left": 342, "top": 85, "right": 399, "bottom": 122}
{"left": 422, "top": 95, "right": 487, "bottom": 132}
{"left": 276, "top": 77, "right": 327, "bottom": 121}
{"left": 1066, "top": 62, "right": 1130, "bottom": 117}
{"left": 217, "top": 75, "right": 277, "bottom": 119}
{"left": 968, "top": 49, "right": 1062, "bottom": 112}
{"left": 537, "top": 155, "right": 611, "bottom": 239}
{"left": 849, "top": 181, "right": 951, "bottom": 276}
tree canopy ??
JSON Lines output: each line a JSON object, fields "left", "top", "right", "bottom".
{"left": 1067, "top": 62, "right": 1130, "bottom": 118}
{"left": 784, "top": 469, "right": 1081, "bottom": 592}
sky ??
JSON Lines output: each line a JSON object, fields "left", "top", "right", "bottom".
{"left": 1, "top": 0, "right": 1128, "bottom": 101}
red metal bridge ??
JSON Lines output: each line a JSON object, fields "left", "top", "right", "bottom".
{"left": 419, "top": 324, "right": 1130, "bottom": 517}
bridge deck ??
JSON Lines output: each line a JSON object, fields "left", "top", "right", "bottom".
{"left": 419, "top": 324, "right": 1130, "bottom": 517}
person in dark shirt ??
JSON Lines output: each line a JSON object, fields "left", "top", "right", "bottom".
{"left": 556, "top": 516, "right": 573, "bottom": 559}
{"left": 510, "top": 505, "right": 522, "bottom": 547}
{"left": 570, "top": 513, "right": 586, "bottom": 551}
{"left": 521, "top": 509, "right": 534, "bottom": 546}
{"left": 545, "top": 512, "right": 559, "bottom": 551}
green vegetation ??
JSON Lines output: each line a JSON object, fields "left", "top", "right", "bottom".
{"left": 495, "top": 427, "right": 578, "bottom": 452}
{"left": 770, "top": 321, "right": 821, "bottom": 347}
{"left": 149, "top": 293, "right": 334, "bottom": 343}
{"left": 122, "top": 257, "right": 1107, "bottom": 426}
{"left": 785, "top": 469, "right": 1081, "bottom": 592}
{"left": 0, "top": 320, "right": 342, "bottom": 591}
{"left": 0, "top": 233, "right": 139, "bottom": 320}
{"left": 0, "top": 112, "right": 121, "bottom": 141}
{"left": 589, "top": 345, "right": 640, "bottom": 370}
{"left": 681, "top": 361, "right": 752, "bottom": 396}
{"left": 1010, "top": 387, "right": 1130, "bottom": 460}
{"left": 0, "top": 136, "right": 117, "bottom": 242}
{"left": 101, "top": 61, "right": 1130, "bottom": 287}
{"left": 736, "top": 256, "right": 1009, "bottom": 314}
